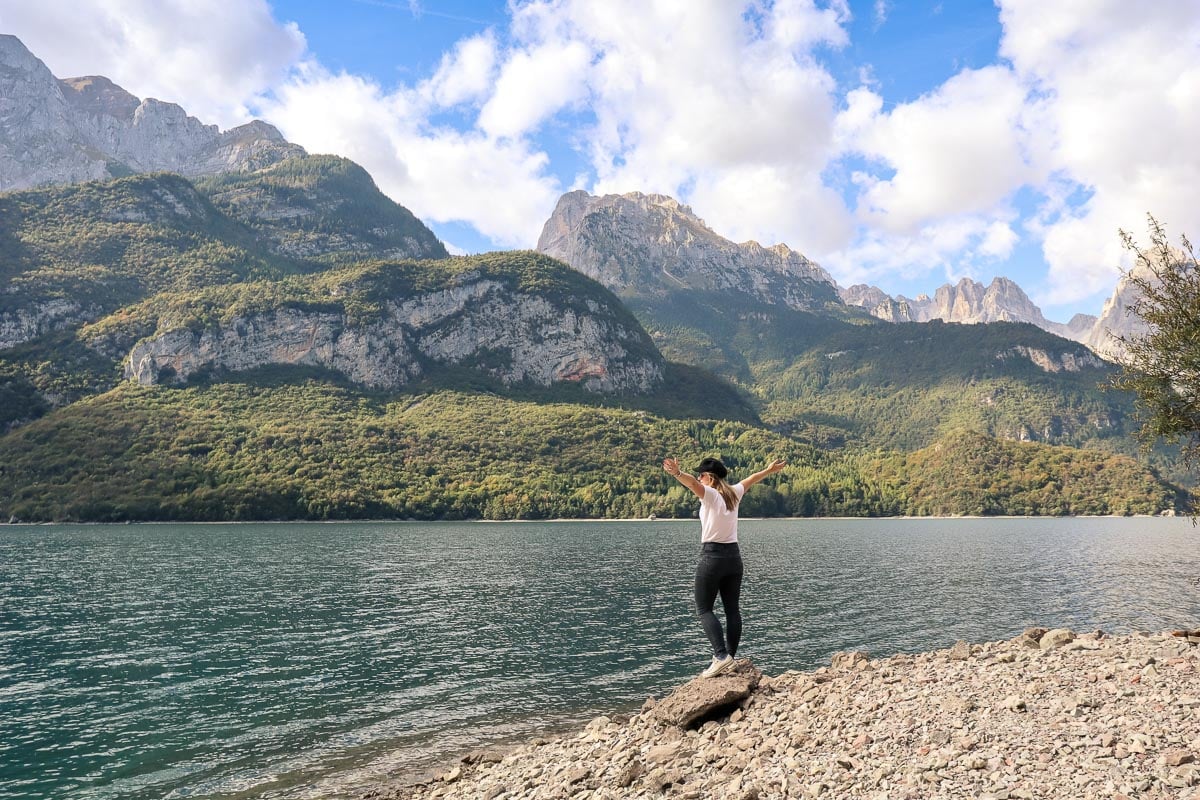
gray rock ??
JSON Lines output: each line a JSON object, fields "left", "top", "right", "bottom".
{"left": 536, "top": 190, "right": 838, "bottom": 312}
{"left": 121, "top": 280, "right": 664, "bottom": 395}
{"left": 1003, "top": 695, "right": 1027, "bottom": 712}
{"left": 1085, "top": 260, "right": 1154, "bottom": 360}
{"left": 645, "top": 741, "right": 687, "bottom": 764}
{"left": 0, "top": 35, "right": 303, "bottom": 192}
{"left": 841, "top": 277, "right": 1092, "bottom": 344}
{"left": 0, "top": 299, "right": 101, "bottom": 351}
{"left": 830, "top": 651, "right": 870, "bottom": 670}
{"left": 651, "top": 660, "right": 762, "bottom": 729}
{"left": 948, "top": 640, "right": 972, "bottom": 660}
{"left": 1040, "top": 628, "right": 1077, "bottom": 650}
{"left": 615, "top": 760, "right": 644, "bottom": 787}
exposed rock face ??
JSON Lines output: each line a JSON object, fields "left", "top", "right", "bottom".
{"left": 1067, "top": 312, "right": 1099, "bottom": 339}
{"left": 840, "top": 284, "right": 917, "bottom": 322}
{"left": 1086, "top": 263, "right": 1153, "bottom": 360}
{"left": 124, "top": 279, "right": 663, "bottom": 394}
{"left": 536, "top": 190, "right": 839, "bottom": 311}
{"left": 996, "top": 345, "right": 1107, "bottom": 373}
{"left": 0, "top": 35, "right": 304, "bottom": 191}
{"left": 0, "top": 299, "right": 100, "bottom": 351}
{"left": 916, "top": 278, "right": 1052, "bottom": 327}
{"left": 843, "top": 277, "right": 1091, "bottom": 342}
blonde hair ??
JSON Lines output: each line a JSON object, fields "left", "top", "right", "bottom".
{"left": 707, "top": 474, "right": 739, "bottom": 512}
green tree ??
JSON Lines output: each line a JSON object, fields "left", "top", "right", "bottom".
{"left": 1110, "top": 216, "right": 1200, "bottom": 511}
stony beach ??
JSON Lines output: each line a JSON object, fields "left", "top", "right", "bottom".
{"left": 380, "top": 627, "right": 1200, "bottom": 800}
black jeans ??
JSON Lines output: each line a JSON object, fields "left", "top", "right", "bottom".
{"left": 694, "top": 541, "right": 743, "bottom": 659}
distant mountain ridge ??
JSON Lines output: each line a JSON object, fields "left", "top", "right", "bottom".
{"left": 539, "top": 189, "right": 1135, "bottom": 358}
{"left": 530, "top": 186, "right": 1191, "bottom": 490}
{"left": 0, "top": 34, "right": 304, "bottom": 191}
{"left": 839, "top": 272, "right": 1153, "bottom": 353}
{"left": 537, "top": 190, "right": 841, "bottom": 312}
{"left": 840, "top": 276, "right": 1095, "bottom": 343}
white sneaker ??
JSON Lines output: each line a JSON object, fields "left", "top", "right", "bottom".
{"left": 701, "top": 655, "right": 734, "bottom": 678}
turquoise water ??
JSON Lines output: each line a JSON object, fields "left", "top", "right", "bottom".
{"left": 2, "top": 518, "right": 1198, "bottom": 799}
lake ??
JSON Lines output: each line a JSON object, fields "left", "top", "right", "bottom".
{"left": 2, "top": 518, "right": 1198, "bottom": 799}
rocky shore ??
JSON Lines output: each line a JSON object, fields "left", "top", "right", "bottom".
{"left": 379, "top": 628, "right": 1200, "bottom": 800}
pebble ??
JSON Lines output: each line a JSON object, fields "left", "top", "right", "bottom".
{"left": 387, "top": 629, "right": 1200, "bottom": 800}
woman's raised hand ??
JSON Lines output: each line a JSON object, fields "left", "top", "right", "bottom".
{"left": 768, "top": 459, "right": 787, "bottom": 473}
{"left": 662, "top": 457, "right": 682, "bottom": 477}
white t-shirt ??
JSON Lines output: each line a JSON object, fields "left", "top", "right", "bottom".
{"left": 699, "top": 482, "right": 746, "bottom": 543}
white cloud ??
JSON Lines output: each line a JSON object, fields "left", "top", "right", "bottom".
{"left": 0, "top": 0, "right": 304, "bottom": 127}
{"left": 508, "top": 0, "right": 858, "bottom": 251}
{"left": 979, "top": 221, "right": 1018, "bottom": 260}
{"left": 998, "top": 0, "right": 1200, "bottom": 306}
{"left": 768, "top": 0, "right": 851, "bottom": 50}
{"left": 873, "top": 0, "right": 890, "bottom": 28}
{"left": 688, "top": 165, "right": 854, "bottom": 255}
{"left": 833, "top": 86, "right": 883, "bottom": 148}
{"left": 422, "top": 32, "right": 499, "bottom": 108}
{"left": 827, "top": 213, "right": 1019, "bottom": 290}
{"left": 478, "top": 39, "right": 591, "bottom": 139}
{"left": 260, "top": 63, "right": 562, "bottom": 249}
{"left": 843, "top": 65, "right": 1036, "bottom": 233}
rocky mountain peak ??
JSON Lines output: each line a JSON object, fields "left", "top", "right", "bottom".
{"left": 1085, "top": 261, "right": 1156, "bottom": 359}
{"left": 0, "top": 35, "right": 305, "bottom": 192}
{"left": 224, "top": 119, "right": 289, "bottom": 144}
{"left": 0, "top": 33, "right": 45, "bottom": 71}
{"left": 536, "top": 189, "right": 838, "bottom": 311}
{"left": 842, "top": 275, "right": 1092, "bottom": 342}
{"left": 1066, "top": 313, "right": 1098, "bottom": 338}
{"left": 59, "top": 75, "right": 140, "bottom": 120}
{"left": 640, "top": 192, "right": 694, "bottom": 214}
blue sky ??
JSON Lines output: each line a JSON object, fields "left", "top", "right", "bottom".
{"left": 3, "top": 1, "right": 1199, "bottom": 323}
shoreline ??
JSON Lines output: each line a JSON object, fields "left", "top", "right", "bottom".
{"left": 0, "top": 513, "right": 1183, "bottom": 527}
{"left": 379, "top": 627, "right": 1200, "bottom": 800}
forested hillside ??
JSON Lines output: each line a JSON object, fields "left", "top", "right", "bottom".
{"left": 0, "top": 163, "right": 1190, "bottom": 521}
{"left": 0, "top": 382, "right": 1175, "bottom": 522}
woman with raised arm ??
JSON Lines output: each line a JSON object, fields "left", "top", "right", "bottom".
{"left": 662, "top": 455, "right": 787, "bottom": 677}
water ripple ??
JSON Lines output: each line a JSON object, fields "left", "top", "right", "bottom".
{"left": 2, "top": 518, "right": 1198, "bottom": 799}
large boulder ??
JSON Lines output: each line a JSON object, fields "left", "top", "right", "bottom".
{"left": 650, "top": 660, "right": 762, "bottom": 728}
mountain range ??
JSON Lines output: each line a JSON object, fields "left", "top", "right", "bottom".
{"left": 0, "top": 31, "right": 1139, "bottom": 356}
{"left": 534, "top": 185, "right": 1141, "bottom": 361}
{"left": 0, "top": 36, "right": 1185, "bottom": 521}
{"left": 0, "top": 34, "right": 302, "bottom": 190}
{"left": 840, "top": 275, "right": 1142, "bottom": 361}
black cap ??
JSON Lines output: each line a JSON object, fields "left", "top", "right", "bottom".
{"left": 696, "top": 457, "right": 728, "bottom": 479}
